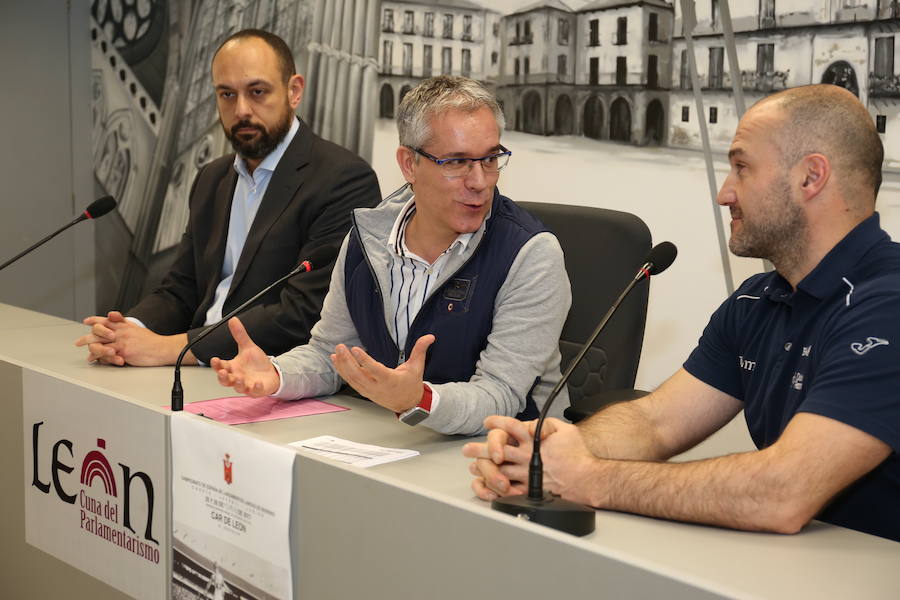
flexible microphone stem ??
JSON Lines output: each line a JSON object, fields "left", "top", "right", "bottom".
{"left": 0, "top": 196, "right": 116, "bottom": 272}
{"left": 527, "top": 268, "right": 647, "bottom": 500}
{"left": 170, "top": 264, "right": 304, "bottom": 411}
{"left": 0, "top": 220, "right": 81, "bottom": 272}
{"left": 170, "top": 244, "right": 337, "bottom": 411}
{"left": 492, "top": 241, "right": 677, "bottom": 536}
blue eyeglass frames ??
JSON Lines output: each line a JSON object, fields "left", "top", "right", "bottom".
{"left": 409, "top": 145, "right": 512, "bottom": 178}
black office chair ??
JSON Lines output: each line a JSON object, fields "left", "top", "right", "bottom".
{"left": 518, "top": 202, "right": 652, "bottom": 423}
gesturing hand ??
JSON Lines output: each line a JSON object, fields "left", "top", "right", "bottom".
{"left": 331, "top": 334, "right": 436, "bottom": 413}
{"left": 211, "top": 317, "right": 280, "bottom": 397}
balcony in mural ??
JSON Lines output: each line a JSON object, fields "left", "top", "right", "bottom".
{"left": 509, "top": 33, "right": 534, "bottom": 45}
{"left": 739, "top": 70, "right": 789, "bottom": 92}
{"left": 870, "top": 73, "right": 900, "bottom": 98}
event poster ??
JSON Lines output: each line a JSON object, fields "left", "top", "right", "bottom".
{"left": 22, "top": 370, "right": 168, "bottom": 599}
{"left": 170, "top": 413, "right": 295, "bottom": 600}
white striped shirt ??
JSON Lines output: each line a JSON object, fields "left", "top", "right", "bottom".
{"left": 386, "top": 197, "right": 478, "bottom": 353}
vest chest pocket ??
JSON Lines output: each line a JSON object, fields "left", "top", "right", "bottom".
{"left": 440, "top": 276, "right": 477, "bottom": 314}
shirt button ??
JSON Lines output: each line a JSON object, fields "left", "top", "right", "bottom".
{"left": 784, "top": 342, "right": 792, "bottom": 351}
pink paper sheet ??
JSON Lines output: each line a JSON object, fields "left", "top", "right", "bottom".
{"left": 181, "top": 395, "right": 348, "bottom": 425}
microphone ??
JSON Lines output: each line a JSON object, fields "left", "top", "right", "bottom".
{"left": 491, "top": 241, "right": 678, "bottom": 536}
{"left": 170, "top": 245, "right": 338, "bottom": 411}
{"left": 0, "top": 196, "right": 117, "bottom": 272}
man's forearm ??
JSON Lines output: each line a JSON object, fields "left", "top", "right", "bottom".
{"left": 579, "top": 369, "right": 744, "bottom": 462}
{"left": 578, "top": 399, "right": 673, "bottom": 461}
{"left": 580, "top": 448, "right": 811, "bottom": 534}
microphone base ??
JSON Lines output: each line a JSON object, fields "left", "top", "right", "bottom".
{"left": 491, "top": 493, "right": 596, "bottom": 536}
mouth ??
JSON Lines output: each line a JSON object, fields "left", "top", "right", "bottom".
{"left": 232, "top": 122, "right": 264, "bottom": 138}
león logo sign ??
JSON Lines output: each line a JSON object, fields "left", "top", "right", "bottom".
{"left": 30, "top": 422, "right": 160, "bottom": 564}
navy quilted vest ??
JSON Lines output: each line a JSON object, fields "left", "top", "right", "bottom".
{"left": 343, "top": 192, "right": 547, "bottom": 419}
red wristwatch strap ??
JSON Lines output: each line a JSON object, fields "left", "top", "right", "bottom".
{"left": 396, "top": 384, "right": 433, "bottom": 419}
{"left": 418, "top": 383, "right": 433, "bottom": 411}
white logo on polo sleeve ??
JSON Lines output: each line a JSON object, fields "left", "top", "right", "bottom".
{"left": 850, "top": 337, "right": 890, "bottom": 355}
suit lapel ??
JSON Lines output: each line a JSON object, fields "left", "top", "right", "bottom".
{"left": 227, "top": 118, "right": 313, "bottom": 300}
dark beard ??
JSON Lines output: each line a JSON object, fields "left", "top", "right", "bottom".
{"left": 224, "top": 109, "right": 293, "bottom": 161}
{"left": 728, "top": 178, "right": 807, "bottom": 268}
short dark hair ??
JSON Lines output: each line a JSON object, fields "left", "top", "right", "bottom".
{"left": 764, "top": 84, "right": 884, "bottom": 199}
{"left": 213, "top": 29, "right": 296, "bottom": 84}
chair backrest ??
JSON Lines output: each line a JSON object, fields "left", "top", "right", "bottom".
{"left": 518, "top": 202, "right": 652, "bottom": 410}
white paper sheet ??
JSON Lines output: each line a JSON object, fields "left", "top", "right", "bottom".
{"left": 290, "top": 435, "right": 419, "bottom": 468}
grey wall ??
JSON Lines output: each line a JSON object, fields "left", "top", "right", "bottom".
{"left": 0, "top": 1, "right": 94, "bottom": 320}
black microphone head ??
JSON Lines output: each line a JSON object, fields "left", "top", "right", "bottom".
{"left": 299, "top": 245, "right": 339, "bottom": 272}
{"left": 646, "top": 241, "right": 677, "bottom": 276}
{"left": 84, "top": 196, "right": 117, "bottom": 219}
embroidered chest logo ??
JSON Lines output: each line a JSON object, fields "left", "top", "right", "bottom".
{"left": 739, "top": 355, "right": 756, "bottom": 372}
{"left": 791, "top": 372, "right": 804, "bottom": 391}
{"left": 443, "top": 278, "right": 471, "bottom": 301}
{"left": 850, "top": 337, "right": 889, "bottom": 356}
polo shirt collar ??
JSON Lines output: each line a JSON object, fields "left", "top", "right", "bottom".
{"left": 794, "top": 212, "right": 888, "bottom": 300}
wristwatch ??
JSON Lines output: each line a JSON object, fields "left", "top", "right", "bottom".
{"left": 398, "top": 384, "right": 433, "bottom": 426}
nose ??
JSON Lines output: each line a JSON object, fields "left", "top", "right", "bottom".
{"left": 717, "top": 174, "right": 736, "bottom": 206}
{"left": 463, "top": 160, "right": 489, "bottom": 191}
{"left": 234, "top": 93, "right": 252, "bottom": 120}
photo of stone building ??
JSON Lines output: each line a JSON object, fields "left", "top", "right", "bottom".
{"left": 377, "top": 0, "right": 502, "bottom": 118}
{"left": 91, "top": 0, "right": 900, "bottom": 315}
{"left": 495, "top": 0, "right": 672, "bottom": 144}
{"left": 668, "top": 0, "right": 900, "bottom": 170}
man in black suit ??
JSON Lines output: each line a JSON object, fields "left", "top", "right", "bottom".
{"left": 75, "top": 29, "right": 380, "bottom": 366}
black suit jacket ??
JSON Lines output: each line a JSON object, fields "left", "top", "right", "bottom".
{"left": 129, "top": 118, "right": 381, "bottom": 362}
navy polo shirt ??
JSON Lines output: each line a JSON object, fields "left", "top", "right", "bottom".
{"left": 684, "top": 213, "right": 900, "bottom": 541}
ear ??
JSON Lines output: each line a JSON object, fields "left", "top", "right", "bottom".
{"left": 396, "top": 146, "right": 418, "bottom": 185}
{"left": 797, "top": 153, "right": 830, "bottom": 201}
{"left": 287, "top": 74, "right": 305, "bottom": 109}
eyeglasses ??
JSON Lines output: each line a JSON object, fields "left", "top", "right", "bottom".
{"left": 410, "top": 145, "right": 512, "bottom": 178}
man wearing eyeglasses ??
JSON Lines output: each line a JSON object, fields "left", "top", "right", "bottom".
{"left": 211, "top": 76, "right": 571, "bottom": 435}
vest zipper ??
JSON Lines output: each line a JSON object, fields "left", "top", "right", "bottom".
{"left": 398, "top": 227, "right": 487, "bottom": 360}
{"left": 354, "top": 207, "right": 491, "bottom": 365}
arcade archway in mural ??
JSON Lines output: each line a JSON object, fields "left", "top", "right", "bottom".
{"left": 554, "top": 94, "right": 574, "bottom": 135}
{"left": 583, "top": 95, "right": 603, "bottom": 140}
{"left": 522, "top": 90, "right": 543, "bottom": 134}
{"left": 610, "top": 97, "right": 631, "bottom": 142}
{"left": 821, "top": 61, "right": 859, "bottom": 97}
{"left": 379, "top": 83, "right": 394, "bottom": 118}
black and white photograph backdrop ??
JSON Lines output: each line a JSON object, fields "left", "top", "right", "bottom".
{"left": 90, "top": 0, "right": 900, "bottom": 389}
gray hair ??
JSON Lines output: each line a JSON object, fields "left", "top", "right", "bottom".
{"left": 397, "top": 76, "right": 505, "bottom": 148}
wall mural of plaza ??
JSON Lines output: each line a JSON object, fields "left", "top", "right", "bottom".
{"left": 92, "top": 0, "right": 900, "bottom": 327}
